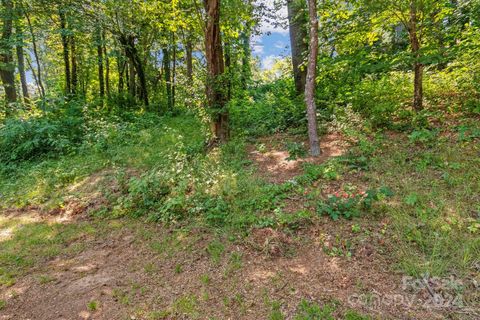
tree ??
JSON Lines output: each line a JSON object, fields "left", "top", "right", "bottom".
{"left": 185, "top": 38, "right": 193, "bottom": 82}
{"left": 365, "top": 0, "right": 449, "bottom": 111}
{"left": 96, "top": 25, "right": 105, "bottom": 98}
{"left": 408, "top": 1, "right": 423, "bottom": 110}
{"left": 305, "top": 0, "right": 320, "bottom": 156}
{"left": 287, "top": 0, "right": 308, "bottom": 96}
{"left": 24, "top": 6, "right": 45, "bottom": 99}
{"left": 15, "top": 17, "right": 30, "bottom": 104}
{"left": 163, "top": 45, "right": 172, "bottom": 110}
{"left": 0, "top": 0, "right": 17, "bottom": 107}
{"left": 204, "top": 0, "right": 229, "bottom": 143}
{"left": 59, "top": 7, "right": 71, "bottom": 95}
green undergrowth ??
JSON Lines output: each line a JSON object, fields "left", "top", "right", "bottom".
{"left": 0, "top": 114, "right": 206, "bottom": 209}
{"left": 365, "top": 125, "right": 480, "bottom": 276}
{"left": 1, "top": 110, "right": 479, "bottom": 281}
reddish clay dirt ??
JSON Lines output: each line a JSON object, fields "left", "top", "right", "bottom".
{"left": 248, "top": 132, "right": 348, "bottom": 184}
{"left": 0, "top": 216, "right": 464, "bottom": 320}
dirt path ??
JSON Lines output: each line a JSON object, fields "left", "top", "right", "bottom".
{"left": 1, "top": 215, "right": 452, "bottom": 320}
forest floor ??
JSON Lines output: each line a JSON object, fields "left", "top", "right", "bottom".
{"left": 1, "top": 117, "right": 479, "bottom": 319}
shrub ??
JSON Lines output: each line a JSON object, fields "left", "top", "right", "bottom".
{"left": 0, "top": 111, "right": 84, "bottom": 164}
{"left": 286, "top": 141, "right": 307, "bottom": 160}
{"left": 229, "top": 78, "right": 305, "bottom": 136}
{"left": 317, "top": 187, "right": 393, "bottom": 220}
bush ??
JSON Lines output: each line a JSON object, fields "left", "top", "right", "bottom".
{"left": 350, "top": 72, "right": 412, "bottom": 128}
{"left": 230, "top": 78, "right": 305, "bottom": 136}
{"left": 0, "top": 107, "right": 84, "bottom": 164}
{"left": 0, "top": 99, "right": 168, "bottom": 166}
{"left": 317, "top": 187, "right": 393, "bottom": 220}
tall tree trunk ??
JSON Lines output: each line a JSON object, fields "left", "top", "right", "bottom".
{"left": 409, "top": 1, "right": 423, "bottom": 111}
{"left": 25, "top": 10, "right": 45, "bottom": 98}
{"left": 26, "top": 54, "right": 41, "bottom": 96}
{"left": 59, "top": 9, "right": 71, "bottom": 95}
{"left": 125, "top": 60, "right": 130, "bottom": 93}
{"left": 224, "top": 41, "right": 232, "bottom": 100}
{"left": 0, "top": 0, "right": 17, "bottom": 108}
{"left": 97, "top": 28, "right": 105, "bottom": 98}
{"left": 103, "top": 30, "right": 110, "bottom": 96}
{"left": 204, "top": 0, "right": 229, "bottom": 143}
{"left": 240, "top": 29, "right": 251, "bottom": 90}
{"left": 287, "top": 0, "right": 308, "bottom": 96}
{"left": 120, "top": 35, "right": 148, "bottom": 106}
{"left": 185, "top": 39, "right": 193, "bottom": 82}
{"left": 118, "top": 57, "right": 125, "bottom": 93}
{"left": 128, "top": 57, "right": 135, "bottom": 97}
{"left": 15, "top": 22, "right": 30, "bottom": 104}
{"left": 71, "top": 35, "right": 78, "bottom": 94}
{"left": 305, "top": 0, "right": 320, "bottom": 156}
{"left": 172, "top": 35, "right": 176, "bottom": 109}
{"left": 163, "top": 47, "right": 172, "bottom": 110}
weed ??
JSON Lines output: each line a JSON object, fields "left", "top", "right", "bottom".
{"left": 112, "top": 288, "right": 130, "bottom": 305}
{"left": 269, "top": 300, "right": 285, "bottom": 320}
{"left": 87, "top": 300, "right": 99, "bottom": 311}
{"left": 293, "top": 300, "right": 335, "bottom": 320}
{"left": 225, "top": 252, "right": 242, "bottom": 276}
{"left": 408, "top": 129, "right": 437, "bottom": 145}
{"left": 148, "top": 310, "right": 171, "bottom": 319}
{"left": 174, "top": 264, "right": 183, "bottom": 274}
{"left": 297, "top": 161, "right": 342, "bottom": 185}
{"left": 345, "top": 310, "right": 371, "bottom": 319}
{"left": 323, "top": 235, "right": 353, "bottom": 258}
{"left": 38, "top": 275, "right": 56, "bottom": 284}
{"left": 317, "top": 187, "right": 393, "bottom": 220}
{"left": 351, "top": 224, "right": 361, "bottom": 233}
{"left": 173, "top": 294, "right": 198, "bottom": 317}
{"left": 144, "top": 263, "right": 157, "bottom": 274}
{"left": 275, "top": 209, "right": 313, "bottom": 230}
{"left": 200, "top": 274, "right": 211, "bottom": 285}
{"left": 206, "top": 240, "right": 225, "bottom": 264}
{"left": 286, "top": 141, "right": 307, "bottom": 160}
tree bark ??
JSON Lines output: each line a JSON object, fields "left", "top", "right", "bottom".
{"left": 409, "top": 1, "right": 423, "bottom": 111}
{"left": 59, "top": 9, "right": 71, "bottom": 95}
{"left": 25, "top": 10, "right": 44, "bottom": 98}
{"left": 204, "top": 0, "right": 229, "bottom": 143}
{"left": 103, "top": 30, "right": 110, "bottom": 96}
{"left": 0, "top": 0, "right": 17, "bottom": 108}
{"left": 118, "top": 57, "right": 125, "bottom": 93}
{"left": 287, "top": 0, "right": 308, "bottom": 96}
{"left": 224, "top": 41, "right": 232, "bottom": 100}
{"left": 305, "top": 0, "right": 320, "bottom": 156}
{"left": 240, "top": 29, "right": 251, "bottom": 90}
{"left": 15, "top": 22, "right": 30, "bottom": 104}
{"left": 172, "top": 35, "right": 176, "bottom": 109}
{"left": 162, "top": 47, "right": 172, "bottom": 110}
{"left": 185, "top": 39, "right": 193, "bottom": 82}
{"left": 70, "top": 35, "right": 78, "bottom": 94}
{"left": 119, "top": 34, "right": 148, "bottom": 106}
{"left": 97, "top": 28, "right": 105, "bottom": 98}
{"left": 128, "top": 56, "right": 135, "bottom": 97}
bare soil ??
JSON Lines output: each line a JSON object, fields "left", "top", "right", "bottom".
{"left": 248, "top": 132, "right": 348, "bottom": 184}
{"left": 0, "top": 216, "right": 455, "bottom": 320}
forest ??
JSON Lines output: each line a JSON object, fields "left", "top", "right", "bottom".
{"left": 0, "top": 0, "right": 479, "bottom": 319}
